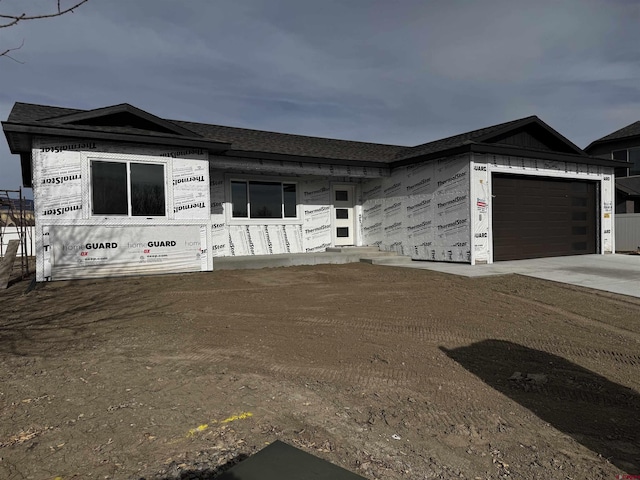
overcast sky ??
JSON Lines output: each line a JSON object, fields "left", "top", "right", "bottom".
{"left": 1, "top": 0, "right": 639, "bottom": 194}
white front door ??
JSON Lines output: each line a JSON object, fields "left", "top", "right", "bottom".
{"left": 332, "top": 185, "right": 355, "bottom": 246}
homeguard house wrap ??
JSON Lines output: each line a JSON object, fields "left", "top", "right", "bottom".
{"left": 2, "top": 102, "right": 626, "bottom": 281}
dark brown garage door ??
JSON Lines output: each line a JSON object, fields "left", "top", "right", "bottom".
{"left": 492, "top": 174, "right": 597, "bottom": 261}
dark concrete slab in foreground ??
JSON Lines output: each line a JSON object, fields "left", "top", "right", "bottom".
{"left": 216, "top": 440, "right": 367, "bottom": 480}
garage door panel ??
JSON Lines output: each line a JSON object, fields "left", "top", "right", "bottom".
{"left": 492, "top": 174, "right": 597, "bottom": 261}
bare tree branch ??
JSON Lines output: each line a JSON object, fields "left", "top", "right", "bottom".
{"left": 1, "top": 0, "right": 89, "bottom": 60}
{"left": 1, "top": 38, "right": 25, "bottom": 63}
{"left": 0, "top": 0, "right": 89, "bottom": 29}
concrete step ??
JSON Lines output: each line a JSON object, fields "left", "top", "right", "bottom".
{"left": 213, "top": 250, "right": 383, "bottom": 270}
{"left": 360, "top": 255, "right": 413, "bottom": 265}
{"left": 325, "top": 246, "right": 381, "bottom": 253}
{"left": 211, "top": 247, "right": 410, "bottom": 271}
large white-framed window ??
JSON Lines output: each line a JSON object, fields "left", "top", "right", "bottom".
{"left": 90, "top": 159, "right": 167, "bottom": 217}
{"left": 230, "top": 179, "right": 298, "bottom": 220}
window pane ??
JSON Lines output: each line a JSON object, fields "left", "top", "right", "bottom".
{"left": 131, "top": 163, "right": 165, "bottom": 216}
{"left": 249, "top": 181, "right": 281, "bottom": 218}
{"left": 630, "top": 148, "right": 640, "bottom": 176}
{"left": 615, "top": 167, "right": 628, "bottom": 177}
{"left": 336, "top": 208, "right": 349, "bottom": 219}
{"left": 337, "top": 227, "right": 349, "bottom": 237}
{"left": 283, "top": 184, "right": 297, "bottom": 218}
{"left": 335, "top": 190, "right": 348, "bottom": 201}
{"left": 92, "top": 161, "right": 128, "bottom": 215}
{"left": 231, "top": 181, "right": 248, "bottom": 217}
{"left": 612, "top": 150, "right": 627, "bottom": 161}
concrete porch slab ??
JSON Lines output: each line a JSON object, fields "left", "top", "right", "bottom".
{"left": 381, "top": 254, "right": 640, "bottom": 299}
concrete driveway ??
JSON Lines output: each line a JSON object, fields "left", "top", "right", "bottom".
{"left": 391, "top": 254, "right": 640, "bottom": 298}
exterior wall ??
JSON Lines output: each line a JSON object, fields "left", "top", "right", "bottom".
{"left": 209, "top": 169, "right": 368, "bottom": 257}
{"left": 361, "top": 155, "right": 471, "bottom": 262}
{"left": 31, "top": 138, "right": 389, "bottom": 280}
{"left": 32, "top": 138, "right": 211, "bottom": 281}
{"left": 470, "top": 154, "right": 615, "bottom": 263}
{"left": 206, "top": 154, "right": 387, "bottom": 259}
{"left": 29, "top": 135, "right": 617, "bottom": 280}
{"left": 209, "top": 168, "right": 306, "bottom": 257}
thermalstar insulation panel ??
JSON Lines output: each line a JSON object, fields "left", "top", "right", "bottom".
{"left": 32, "top": 138, "right": 211, "bottom": 280}
{"left": 361, "top": 154, "right": 471, "bottom": 262}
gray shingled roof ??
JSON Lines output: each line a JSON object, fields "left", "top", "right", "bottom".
{"left": 5, "top": 102, "right": 586, "bottom": 164}
{"left": 617, "top": 176, "right": 640, "bottom": 196}
{"left": 592, "top": 121, "right": 640, "bottom": 143}
{"left": 7, "top": 103, "right": 81, "bottom": 123}
{"left": 172, "top": 120, "right": 403, "bottom": 162}
{"left": 7, "top": 102, "right": 404, "bottom": 162}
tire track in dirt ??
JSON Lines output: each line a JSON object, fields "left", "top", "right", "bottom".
{"left": 268, "top": 363, "right": 415, "bottom": 389}
{"left": 147, "top": 348, "right": 237, "bottom": 365}
{"left": 516, "top": 279, "right": 640, "bottom": 308}
{"left": 495, "top": 292, "right": 640, "bottom": 341}
{"left": 147, "top": 344, "right": 504, "bottom": 414}
{"left": 528, "top": 384, "right": 639, "bottom": 408}
{"left": 293, "top": 315, "right": 640, "bottom": 368}
{"left": 146, "top": 347, "right": 416, "bottom": 388}
{"left": 523, "top": 340, "right": 640, "bottom": 367}
{"left": 292, "top": 315, "right": 488, "bottom": 344}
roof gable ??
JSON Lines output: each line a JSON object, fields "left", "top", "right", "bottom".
{"left": 394, "top": 116, "right": 585, "bottom": 162}
{"left": 43, "top": 103, "right": 200, "bottom": 137}
{"left": 480, "top": 122, "right": 583, "bottom": 154}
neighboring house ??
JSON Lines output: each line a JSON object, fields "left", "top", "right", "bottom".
{"left": 584, "top": 121, "right": 640, "bottom": 214}
{"left": 2, "top": 102, "right": 625, "bottom": 281}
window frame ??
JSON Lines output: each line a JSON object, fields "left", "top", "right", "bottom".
{"left": 227, "top": 176, "right": 300, "bottom": 224}
{"left": 90, "top": 158, "right": 168, "bottom": 218}
{"left": 629, "top": 147, "right": 640, "bottom": 176}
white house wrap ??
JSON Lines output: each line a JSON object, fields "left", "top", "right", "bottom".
{"left": 2, "top": 103, "right": 625, "bottom": 281}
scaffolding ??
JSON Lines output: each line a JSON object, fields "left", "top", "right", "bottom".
{"left": 0, "top": 188, "right": 32, "bottom": 279}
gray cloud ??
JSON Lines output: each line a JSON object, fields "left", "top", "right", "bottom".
{"left": 2, "top": 0, "right": 639, "bottom": 192}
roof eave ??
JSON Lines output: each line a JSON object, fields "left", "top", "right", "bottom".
{"left": 224, "top": 149, "right": 392, "bottom": 169}
{"left": 391, "top": 143, "right": 628, "bottom": 169}
{"left": 585, "top": 133, "right": 640, "bottom": 152}
{"left": 391, "top": 144, "right": 472, "bottom": 168}
{"left": 471, "top": 143, "right": 627, "bottom": 167}
{"left": 1, "top": 122, "right": 231, "bottom": 153}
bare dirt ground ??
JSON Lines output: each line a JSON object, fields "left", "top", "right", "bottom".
{"left": 1, "top": 263, "right": 639, "bottom": 480}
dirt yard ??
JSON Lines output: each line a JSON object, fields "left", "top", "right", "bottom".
{"left": 1, "top": 263, "right": 639, "bottom": 480}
